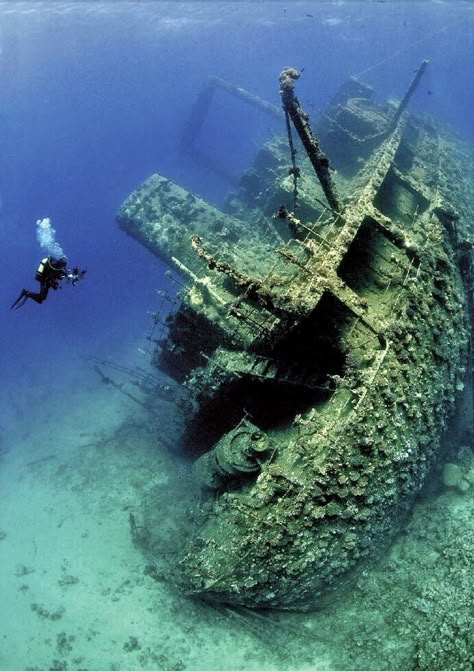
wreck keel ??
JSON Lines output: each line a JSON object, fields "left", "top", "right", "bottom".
{"left": 118, "top": 67, "right": 474, "bottom": 609}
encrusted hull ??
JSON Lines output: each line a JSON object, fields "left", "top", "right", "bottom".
{"left": 117, "top": 72, "right": 474, "bottom": 609}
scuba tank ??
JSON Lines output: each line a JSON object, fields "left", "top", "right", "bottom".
{"left": 35, "top": 257, "right": 49, "bottom": 281}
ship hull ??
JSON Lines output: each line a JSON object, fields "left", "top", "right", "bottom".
{"left": 117, "top": 75, "right": 473, "bottom": 609}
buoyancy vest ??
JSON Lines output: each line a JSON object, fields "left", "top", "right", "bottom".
{"left": 35, "top": 257, "right": 64, "bottom": 282}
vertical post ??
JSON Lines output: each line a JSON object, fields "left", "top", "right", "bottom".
{"left": 279, "top": 67, "right": 342, "bottom": 214}
{"left": 390, "top": 60, "right": 429, "bottom": 130}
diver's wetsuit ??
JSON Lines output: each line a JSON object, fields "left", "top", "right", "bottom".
{"left": 10, "top": 257, "right": 67, "bottom": 310}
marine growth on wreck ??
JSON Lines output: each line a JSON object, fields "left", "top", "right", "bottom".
{"left": 117, "top": 65, "right": 474, "bottom": 610}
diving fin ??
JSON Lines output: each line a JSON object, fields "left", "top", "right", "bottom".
{"left": 10, "top": 289, "right": 28, "bottom": 310}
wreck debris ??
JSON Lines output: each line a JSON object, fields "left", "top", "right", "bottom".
{"left": 129, "top": 512, "right": 151, "bottom": 549}
{"left": 181, "top": 75, "right": 281, "bottom": 183}
{"left": 90, "top": 359, "right": 180, "bottom": 413}
{"left": 117, "top": 64, "right": 474, "bottom": 610}
{"left": 93, "top": 364, "right": 151, "bottom": 411}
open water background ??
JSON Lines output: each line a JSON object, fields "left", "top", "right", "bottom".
{"left": 1, "top": 2, "right": 474, "bottom": 670}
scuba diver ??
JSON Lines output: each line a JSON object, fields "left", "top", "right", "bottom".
{"left": 10, "top": 255, "right": 86, "bottom": 310}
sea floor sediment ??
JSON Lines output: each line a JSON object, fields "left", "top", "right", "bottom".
{"left": 1, "top": 355, "right": 473, "bottom": 671}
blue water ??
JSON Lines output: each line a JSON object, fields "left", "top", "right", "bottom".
{"left": 1, "top": 2, "right": 474, "bottom": 669}
{"left": 2, "top": 1, "right": 473, "bottom": 383}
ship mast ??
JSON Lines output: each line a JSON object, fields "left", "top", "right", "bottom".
{"left": 279, "top": 67, "right": 343, "bottom": 214}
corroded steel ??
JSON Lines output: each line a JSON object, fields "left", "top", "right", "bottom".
{"left": 117, "top": 67, "right": 474, "bottom": 610}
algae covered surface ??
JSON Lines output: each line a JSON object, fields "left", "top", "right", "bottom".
{"left": 118, "top": 80, "right": 474, "bottom": 611}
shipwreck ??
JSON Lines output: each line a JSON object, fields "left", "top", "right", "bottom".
{"left": 117, "top": 63, "right": 474, "bottom": 610}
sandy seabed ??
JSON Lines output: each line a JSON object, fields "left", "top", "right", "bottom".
{"left": 1, "top": 351, "right": 474, "bottom": 671}
{"left": 0, "top": 355, "right": 321, "bottom": 671}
